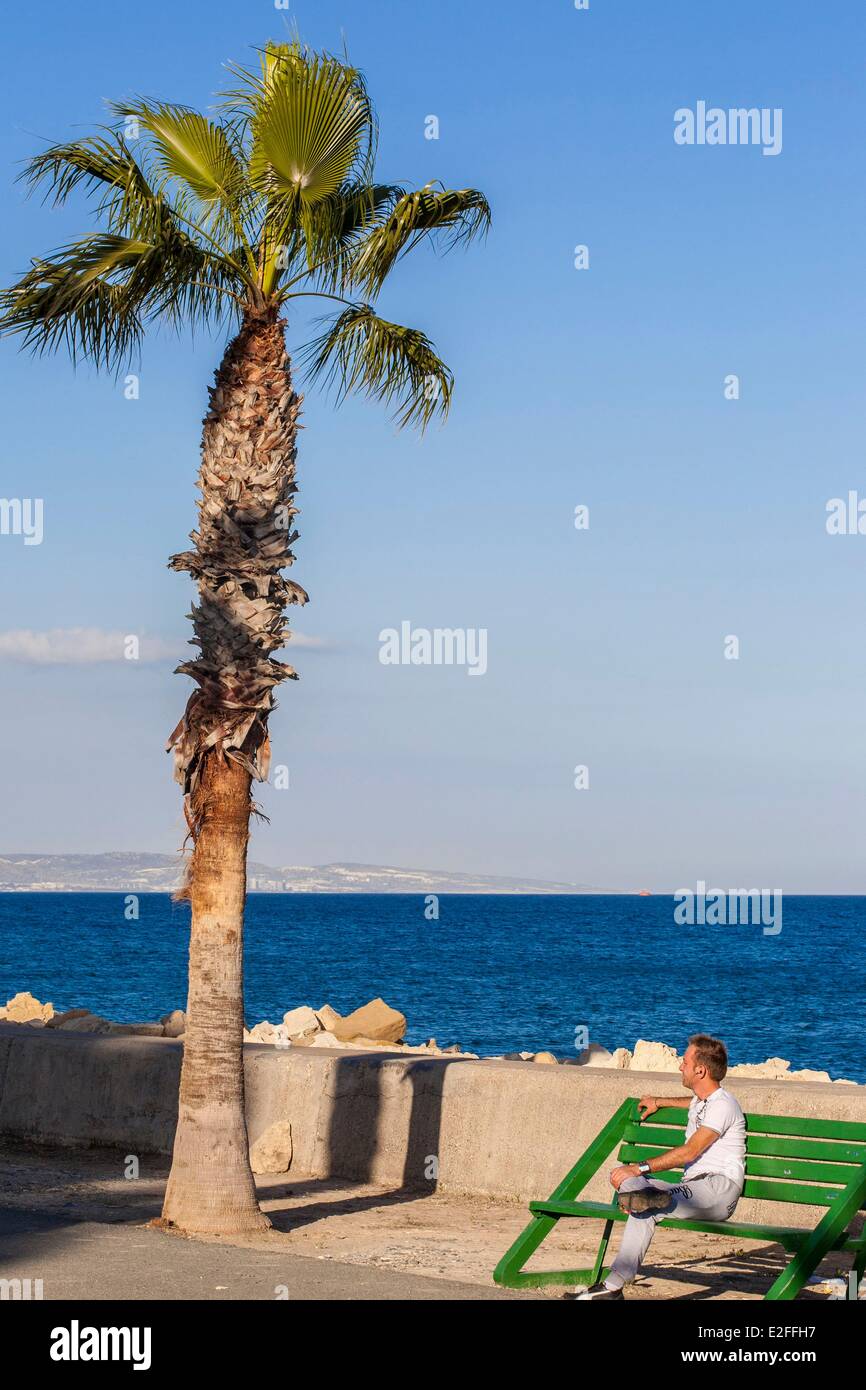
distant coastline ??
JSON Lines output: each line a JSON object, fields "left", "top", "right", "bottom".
{"left": 0, "top": 852, "right": 618, "bottom": 895}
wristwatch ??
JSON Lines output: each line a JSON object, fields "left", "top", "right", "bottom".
{"left": 638, "top": 1161, "right": 652, "bottom": 1176}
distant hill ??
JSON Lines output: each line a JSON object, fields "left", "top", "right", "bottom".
{"left": 0, "top": 852, "right": 613, "bottom": 894}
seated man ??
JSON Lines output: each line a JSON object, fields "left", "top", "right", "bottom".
{"left": 573, "top": 1033, "right": 746, "bottom": 1301}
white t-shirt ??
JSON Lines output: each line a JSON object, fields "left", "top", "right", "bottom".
{"left": 684, "top": 1086, "right": 746, "bottom": 1186}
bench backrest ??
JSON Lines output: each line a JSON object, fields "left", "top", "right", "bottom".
{"left": 617, "top": 1103, "right": 866, "bottom": 1207}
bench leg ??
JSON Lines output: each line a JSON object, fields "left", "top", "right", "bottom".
{"left": 494, "top": 1213, "right": 557, "bottom": 1287}
{"left": 765, "top": 1169, "right": 866, "bottom": 1301}
{"left": 493, "top": 1213, "right": 610, "bottom": 1289}
{"left": 493, "top": 1097, "right": 634, "bottom": 1289}
{"left": 590, "top": 1218, "right": 615, "bottom": 1286}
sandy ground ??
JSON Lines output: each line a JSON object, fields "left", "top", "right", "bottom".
{"left": 0, "top": 1142, "right": 852, "bottom": 1300}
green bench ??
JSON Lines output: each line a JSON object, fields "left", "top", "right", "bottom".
{"left": 493, "top": 1097, "right": 866, "bottom": 1300}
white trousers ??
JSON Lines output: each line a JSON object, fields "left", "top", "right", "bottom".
{"left": 606, "top": 1172, "right": 742, "bottom": 1289}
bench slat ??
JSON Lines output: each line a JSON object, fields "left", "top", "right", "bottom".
{"left": 613, "top": 1156, "right": 844, "bottom": 1204}
{"left": 743, "top": 1177, "right": 843, "bottom": 1206}
{"left": 623, "top": 1123, "right": 685, "bottom": 1146}
{"left": 648, "top": 1107, "right": 695, "bottom": 1126}
{"left": 746, "top": 1134, "right": 866, "bottom": 1165}
{"left": 618, "top": 1142, "right": 858, "bottom": 1186}
{"left": 743, "top": 1113, "right": 866, "bottom": 1142}
{"left": 528, "top": 1199, "right": 865, "bottom": 1252}
{"left": 638, "top": 1107, "right": 866, "bottom": 1143}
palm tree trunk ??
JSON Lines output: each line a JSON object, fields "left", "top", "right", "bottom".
{"left": 160, "top": 752, "right": 267, "bottom": 1233}
{"left": 161, "top": 307, "right": 305, "bottom": 1235}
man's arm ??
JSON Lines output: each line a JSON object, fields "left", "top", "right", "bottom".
{"left": 638, "top": 1094, "right": 691, "bottom": 1118}
{"left": 610, "top": 1126, "right": 721, "bottom": 1189}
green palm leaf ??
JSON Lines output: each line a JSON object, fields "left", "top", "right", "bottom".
{"left": 1, "top": 226, "right": 240, "bottom": 368}
{"left": 25, "top": 133, "right": 170, "bottom": 242}
{"left": 3, "top": 40, "right": 489, "bottom": 429}
{"left": 246, "top": 46, "right": 375, "bottom": 207}
{"left": 110, "top": 101, "right": 247, "bottom": 215}
{"left": 303, "top": 303, "right": 453, "bottom": 429}
{"left": 292, "top": 181, "right": 406, "bottom": 293}
{"left": 351, "top": 184, "right": 491, "bottom": 296}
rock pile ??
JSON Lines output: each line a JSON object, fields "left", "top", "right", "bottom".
{"left": 0, "top": 992, "right": 475, "bottom": 1057}
{"left": 572, "top": 1038, "right": 859, "bottom": 1086}
{"left": 244, "top": 997, "right": 477, "bottom": 1057}
{"left": 0, "top": 993, "right": 190, "bottom": 1038}
{"left": 0, "top": 994, "right": 859, "bottom": 1083}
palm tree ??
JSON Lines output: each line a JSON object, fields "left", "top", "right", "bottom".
{"left": 1, "top": 40, "right": 489, "bottom": 1235}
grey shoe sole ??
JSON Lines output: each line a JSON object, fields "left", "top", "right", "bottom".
{"left": 617, "top": 1188, "right": 674, "bottom": 1215}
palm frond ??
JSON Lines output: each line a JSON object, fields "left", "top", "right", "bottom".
{"left": 0, "top": 236, "right": 146, "bottom": 367}
{"left": 351, "top": 184, "right": 491, "bottom": 296}
{"left": 0, "top": 227, "right": 240, "bottom": 369}
{"left": 302, "top": 303, "right": 453, "bottom": 429}
{"left": 24, "top": 132, "right": 172, "bottom": 242}
{"left": 293, "top": 181, "right": 406, "bottom": 292}
{"left": 108, "top": 101, "right": 248, "bottom": 226}
{"left": 237, "top": 43, "right": 376, "bottom": 209}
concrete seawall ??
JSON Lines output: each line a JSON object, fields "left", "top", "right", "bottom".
{"left": 2, "top": 1023, "right": 864, "bottom": 1230}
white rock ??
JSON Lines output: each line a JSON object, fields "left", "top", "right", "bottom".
{"left": 282, "top": 1005, "right": 321, "bottom": 1038}
{"left": 307, "top": 1028, "right": 354, "bottom": 1045}
{"left": 250, "top": 1120, "right": 293, "bottom": 1175}
{"left": 5, "top": 991, "right": 54, "bottom": 1024}
{"left": 729, "top": 1057, "right": 793, "bottom": 1080}
{"left": 306, "top": 1031, "right": 349, "bottom": 1049}
{"left": 533, "top": 1052, "right": 558, "bottom": 1064}
{"left": 631, "top": 1040, "right": 682, "bottom": 1072}
{"left": 575, "top": 1043, "right": 613, "bottom": 1067}
{"left": 161, "top": 1010, "right": 186, "bottom": 1038}
{"left": 332, "top": 997, "right": 406, "bottom": 1044}
{"left": 248, "top": 1021, "right": 279, "bottom": 1042}
{"left": 316, "top": 1004, "right": 342, "bottom": 1031}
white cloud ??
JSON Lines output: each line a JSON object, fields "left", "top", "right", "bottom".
{"left": 0, "top": 627, "right": 328, "bottom": 664}
{"left": 0, "top": 629, "right": 176, "bottom": 664}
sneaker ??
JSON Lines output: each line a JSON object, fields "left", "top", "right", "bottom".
{"left": 618, "top": 1188, "right": 673, "bottom": 1215}
{"left": 564, "top": 1282, "right": 624, "bottom": 1301}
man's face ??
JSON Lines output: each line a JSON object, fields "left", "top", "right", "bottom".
{"left": 680, "top": 1044, "right": 699, "bottom": 1090}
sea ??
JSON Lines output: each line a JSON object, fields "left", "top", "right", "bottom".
{"left": 1, "top": 893, "right": 864, "bottom": 1082}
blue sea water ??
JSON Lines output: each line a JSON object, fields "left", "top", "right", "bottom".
{"left": 0, "top": 893, "right": 864, "bottom": 1082}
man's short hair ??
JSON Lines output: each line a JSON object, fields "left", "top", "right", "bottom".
{"left": 688, "top": 1033, "right": 728, "bottom": 1081}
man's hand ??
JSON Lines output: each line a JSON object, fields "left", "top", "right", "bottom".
{"left": 609, "top": 1164, "right": 640, "bottom": 1189}
{"left": 638, "top": 1096, "right": 659, "bottom": 1119}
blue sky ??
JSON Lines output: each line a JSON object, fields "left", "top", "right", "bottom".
{"left": 1, "top": 0, "right": 864, "bottom": 889}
